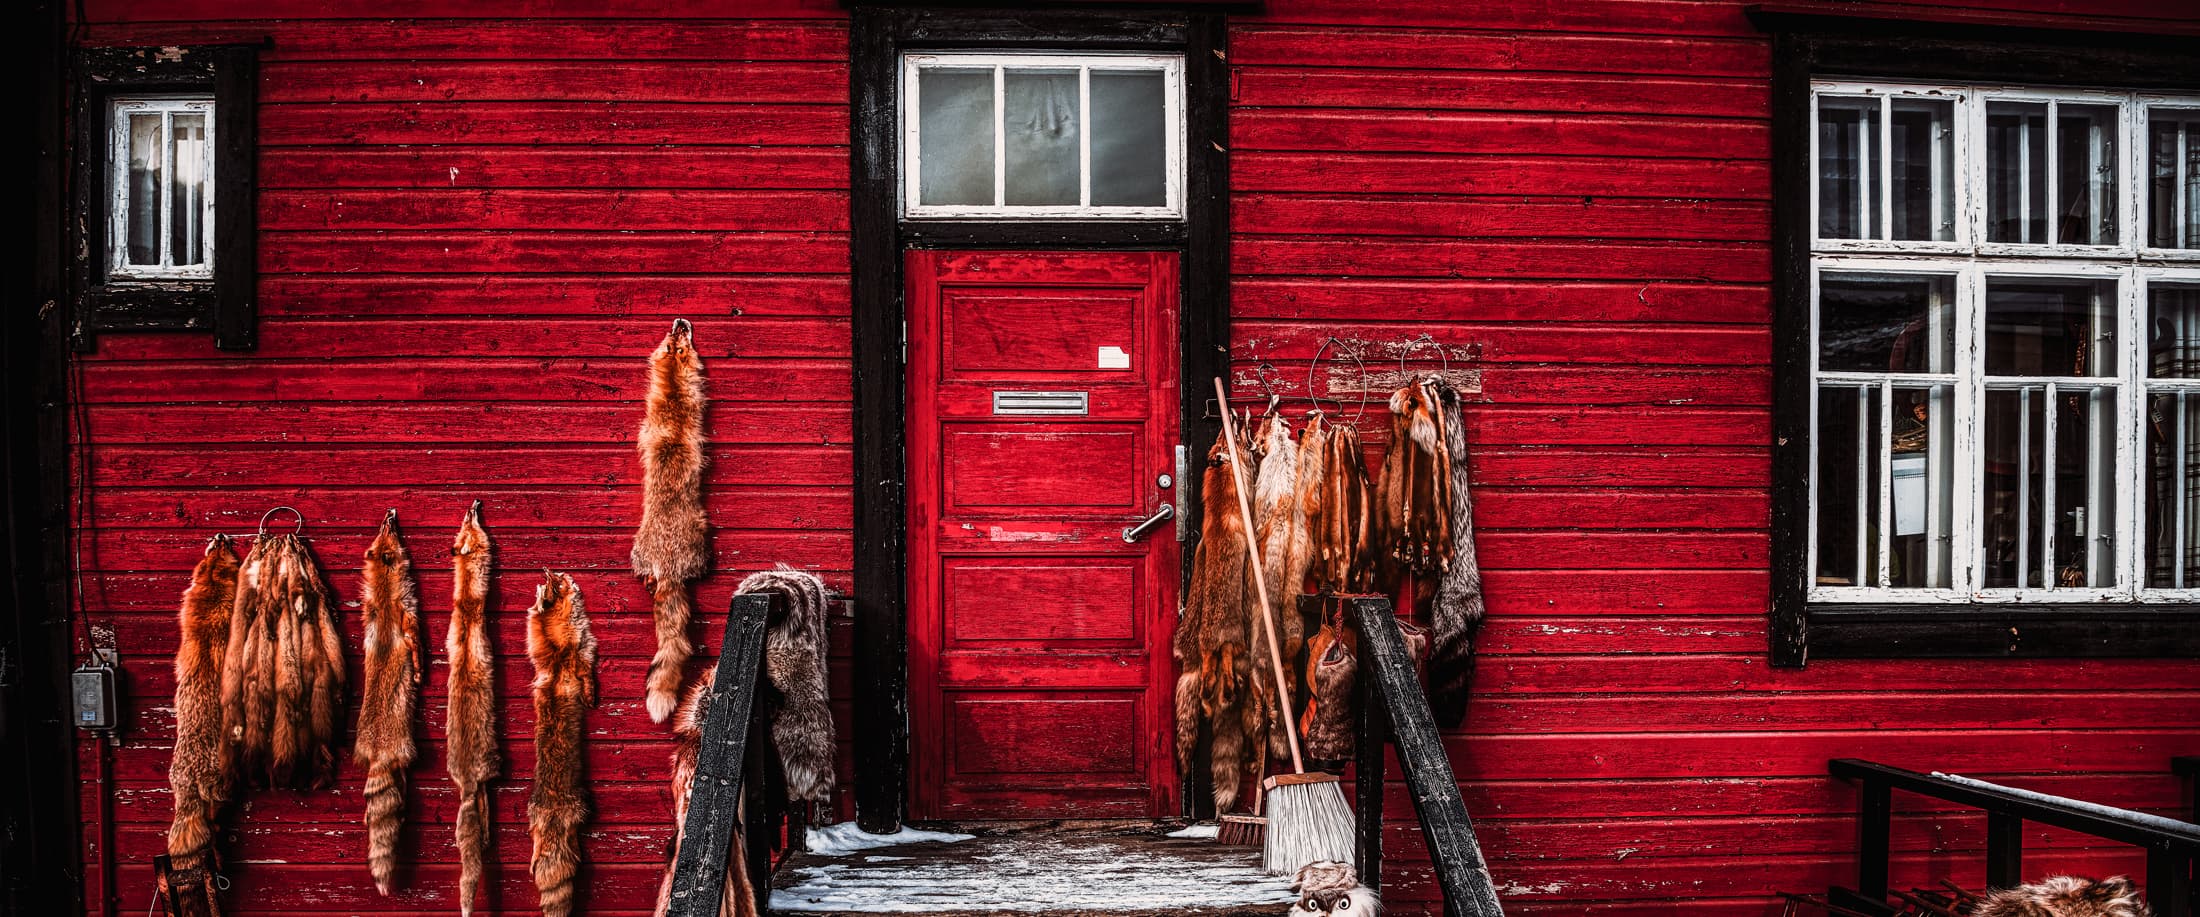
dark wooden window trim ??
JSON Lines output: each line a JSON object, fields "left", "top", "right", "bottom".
{"left": 848, "top": 5, "right": 1230, "bottom": 830}
{"left": 1756, "top": 9, "right": 2200, "bottom": 666}
{"left": 69, "top": 44, "right": 259, "bottom": 352}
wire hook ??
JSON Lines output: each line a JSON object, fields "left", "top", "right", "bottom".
{"left": 256, "top": 506, "right": 305, "bottom": 539}
{"left": 1397, "top": 333, "right": 1450, "bottom": 381}
{"left": 1307, "top": 336, "right": 1338, "bottom": 417}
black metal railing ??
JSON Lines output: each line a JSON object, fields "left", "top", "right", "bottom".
{"left": 665, "top": 592, "right": 805, "bottom": 917}
{"left": 1321, "top": 593, "right": 1503, "bottom": 917}
{"left": 1829, "top": 758, "right": 2200, "bottom": 917}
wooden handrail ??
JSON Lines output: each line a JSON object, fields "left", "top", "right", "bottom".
{"left": 1336, "top": 594, "right": 1504, "bottom": 917}
{"left": 665, "top": 592, "right": 776, "bottom": 917}
{"left": 1829, "top": 758, "right": 2199, "bottom": 917}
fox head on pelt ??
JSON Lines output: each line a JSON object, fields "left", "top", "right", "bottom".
{"left": 1972, "top": 876, "right": 2150, "bottom": 917}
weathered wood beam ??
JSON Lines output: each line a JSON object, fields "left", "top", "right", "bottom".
{"left": 665, "top": 591, "right": 774, "bottom": 917}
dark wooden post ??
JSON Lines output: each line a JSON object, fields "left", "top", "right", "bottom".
{"left": 2146, "top": 847, "right": 2192, "bottom": 917}
{"left": 665, "top": 592, "right": 774, "bottom": 917}
{"left": 1347, "top": 596, "right": 1503, "bottom": 917}
{"left": 1343, "top": 595, "right": 1386, "bottom": 891}
{"left": 1985, "top": 811, "right": 2023, "bottom": 890}
{"left": 1837, "top": 779, "right": 1892, "bottom": 912}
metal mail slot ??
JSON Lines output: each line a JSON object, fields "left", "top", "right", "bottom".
{"left": 993, "top": 390, "right": 1088, "bottom": 416}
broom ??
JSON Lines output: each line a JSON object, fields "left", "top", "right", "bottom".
{"left": 1213, "top": 378, "right": 1357, "bottom": 875}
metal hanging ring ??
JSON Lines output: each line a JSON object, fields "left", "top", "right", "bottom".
{"left": 257, "top": 505, "right": 304, "bottom": 539}
{"left": 1307, "top": 336, "right": 1337, "bottom": 416}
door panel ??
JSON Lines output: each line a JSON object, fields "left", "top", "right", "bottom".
{"left": 906, "top": 250, "right": 1181, "bottom": 820}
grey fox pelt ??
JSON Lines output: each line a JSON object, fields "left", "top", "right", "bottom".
{"left": 529, "top": 570, "right": 598, "bottom": 917}
{"left": 1248, "top": 411, "right": 1304, "bottom": 763}
{"left": 633, "top": 319, "right": 710, "bottom": 723}
{"left": 220, "top": 531, "right": 344, "bottom": 790}
{"left": 737, "top": 565, "right": 836, "bottom": 803}
{"left": 1426, "top": 383, "right": 1484, "bottom": 728}
{"left": 1972, "top": 876, "right": 2150, "bottom": 917}
{"left": 1377, "top": 381, "right": 1453, "bottom": 581}
{"left": 1176, "top": 430, "right": 1259, "bottom": 812}
{"left": 168, "top": 535, "right": 240, "bottom": 862}
{"left": 651, "top": 673, "right": 758, "bottom": 917}
{"left": 446, "top": 502, "right": 500, "bottom": 917}
{"left": 353, "top": 510, "right": 422, "bottom": 895}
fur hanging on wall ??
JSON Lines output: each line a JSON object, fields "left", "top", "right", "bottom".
{"left": 1377, "top": 381, "right": 1453, "bottom": 581}
{"left": 528, "top": 570, "right": 598, "bottom": 917}
{"left": 1249, "top": 411, "right": 1303, "bottom": 764}
{"left": 1312, "top": 423, "right": 1375, "bottom": 595}
{"left": 220, "top": 530, "right": 345, "bottom": 790}
{"left": 1287, "top": 413, "right": 1329, "bottom": 605}
{"left": 651, "top": 671, "right": 758, "bottom": 917}
{"left": 1971, "top": 876, "right": 2151, "bottom": 917}
{"left": 1297, "top": 609, "right": 1356, "bottom": 767}
{"left": 1425, "top": 382, "right": 1485, "bottom": 728}
{"left": 352, "top": 510, "right": 422, "bottom": 895}
{"left": 445, "top": 502, "right": 500, "bottom": 917}
{"left": 1175, "top": 430, "right": 1260, "bottom": 812}
{"left": 737, "top": 565, "right": 836, "bottom": 803}
{"left": 632, "top": 319, "right": 711, "bottom": 723}
{"left": 167, "top": 535, "right": 239, "bottom": 865}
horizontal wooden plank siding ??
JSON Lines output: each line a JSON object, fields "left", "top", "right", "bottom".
{"left": 61, "top": 2, "right": 2200, "bottom": 917}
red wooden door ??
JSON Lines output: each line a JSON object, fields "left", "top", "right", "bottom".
{"left": 906, "top": 250, "right": 1183, "bottom": 820}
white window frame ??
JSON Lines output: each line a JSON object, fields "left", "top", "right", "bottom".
{"left": 900, "top": 52, "right": 1184, "bottom": 220}
{"left": 108, "top": 94, "right": 216, "bottom": 281}
{"left": 1807, "top": 78, "right": 2200, "bottom": 606}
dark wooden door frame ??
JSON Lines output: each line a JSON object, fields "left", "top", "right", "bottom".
{"left": 848, "top": 5, "right": 1229, "bottom": 832}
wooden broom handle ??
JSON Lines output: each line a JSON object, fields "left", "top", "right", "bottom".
{"left": 1212, "top": 377, "right": 1307, "bottom": 775}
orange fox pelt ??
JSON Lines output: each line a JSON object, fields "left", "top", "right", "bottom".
{"left": 167, "top": 535, "right": 240, "bottom": 863}
{"left": 529, "top": 570, "right": 599, "bottom": 917}
{"left": 446, "top": 502, "right": 500, "bottom": 917}
{"left": 219, "top": 530, "right": 344, "bottom": 790}
{"left": 1175, "top": 430, "right": 1261, "bottom": 812}
{"left": 633, "top": 319, "right": 711, "bottom": 724}
{"left": 353, "top": 510, "right": 422, "bottom": 895}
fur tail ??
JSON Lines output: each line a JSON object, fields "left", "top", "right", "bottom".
{"left": 455, "top": 785, "right": 490, "bottom": 917}
{"left": 363, "top": 761, "right": 405, "bottom": 894}
{"left": 531, "top": 802, "right": 586, "bottom": 917}
{"left": 645, "top": 578, "right": 694, "bottom": 724}
{"left": 1173, "top": 669, "right": 1202, "bottom": 774}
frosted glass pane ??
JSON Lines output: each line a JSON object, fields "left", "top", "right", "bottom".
{"left": 918, "top": 68, "right": 994, "bottom": 206}
{"left": 126, "top": 113, "right": 161, "bottom": 266}
{"left": 1003, "top": 69, "right": 1079, "bottom": 206}
{"left": 1090, "top": 71, "right": 1165, "bottom": 207}
{"left": 170, "top": 113, "right": 207, "bottom": 267}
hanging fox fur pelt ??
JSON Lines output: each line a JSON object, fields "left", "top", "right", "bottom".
{"left": 1313, "top": 423, "right": 1376, "bottom": 593}
{"left": 1175, "top": 431, "right": 1258, "bottom": 812}
{"left": 633, "top": 319, "right": 710, "bottom": 723}
{"left": 1248, "top": 411, "right": 1304, "bottom": 763}
{"left": 352, "top": 510, "right": 421, "bottom": 895}
{"left": 529, "top": 570, "right": 598, "bottom": 917}
{"left": 220, "top": 531, "right": 345, "bottom": 790}
{"left": 1287, "top": 413, "right": 1329, "bottom": 600}
{"left": 1377, "top": 382, "right": 1453, "bottom": 581}
{"left": 651, "top": 672, "right": 759, "bottom": 917}
{"left": 168, "top": 535, "right": 239, "bottom": 862}
{"left": 446, "top": 502, "right": 500, "bottom": 917}
{"left": 736, "top": 565, "right": 836, "bottom": 803}
{"left": 1297, "top": 610, "right": 1356, "bottom": 767}
{"left": 1426, "top": 383, "right": 1485, "bottom": 728}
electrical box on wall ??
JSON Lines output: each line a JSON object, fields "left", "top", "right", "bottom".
{"left": 71, "top": 648, "right": 117, "bottom": 732}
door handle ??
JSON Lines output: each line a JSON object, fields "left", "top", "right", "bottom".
{"left": 1122, "top": 504, "right": 1175, "bottom": 543}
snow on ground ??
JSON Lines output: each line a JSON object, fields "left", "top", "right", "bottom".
{"left": 1165, "top": 823, "right": 1220, "bottom": 839}
{"left": 806, "top": 822, "right": 977, "bottom": 856}
{"left": 772, "top": 831, "right": 1296, "bottom": 913}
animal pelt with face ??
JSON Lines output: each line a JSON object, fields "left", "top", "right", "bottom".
{"left": 220, "top": 532, "right": 345, "bottom": 790}
{"left": 1970, "top": 876, "right": 2151, "bottom": 917}
{"left": 445, "top": 502, "right": 500, "bottom": 917}
{"left": 168, "top": 535, "right": 240, "bottom": 862}
{"left": 528, "top": 570, "right": 599, "bottom": 917}
{"left": 736, "top": 565, "right": 836, "bottom": 804}
{"left": 1290, "top": 861, "right": 1380, "bottom": 917}
{"left": 651, "top": 671, "right": 758, "bottom": 917}
{"left": 1176, "top": 430, "right": 1259, "bottom": 812}
{"left": 353, "top": 511, "right": 422, "bottom": 895}
{"left": 633, "top": 319, "right": 710, "bottom": 723}
{"left": 1425, "top": 382, "right": 1484, "bottom": 729}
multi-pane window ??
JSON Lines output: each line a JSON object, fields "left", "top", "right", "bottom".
{"left": 901, "top": 53, "right": 1182, "bottom": 219}
{"left": 108, "top": 95, "right": 215, "bottom": 280}
{"left": 1810, "top": 81, "right": 2200, "bottom": 602}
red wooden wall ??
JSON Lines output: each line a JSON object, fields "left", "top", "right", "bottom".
{"left": 63, "top": 1, "right": 2200, "bottom": 915}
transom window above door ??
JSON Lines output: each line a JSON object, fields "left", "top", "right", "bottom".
{"left": 902, "top": 52, "right": 1183, "bottom": 219}
{"left": 1807, "top": 79, "right": 2200, "bottom": 604}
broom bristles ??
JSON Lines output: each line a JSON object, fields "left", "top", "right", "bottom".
{"left": 1263, "top": 776, "right": 1356, "bottom": 875}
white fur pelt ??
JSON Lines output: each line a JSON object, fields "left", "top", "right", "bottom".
{"left": 1249, "top": 411, "right": 1303, "bottom": 762}
{"left": 1427, "top": 382, "right": 1484, "bottom": 728}
{"left": 735, "top": 566, "right": 835, "bottom": 803}
{"left": 1290, "top": 861, "right": 1380, "bottom": 917}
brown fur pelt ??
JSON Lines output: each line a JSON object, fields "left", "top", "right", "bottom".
{"left": 1313, "top": 424, "right": 1375, "bottom": 594}
{"left": 1426, "top": 382, "right": 1484, "bottom": 728}
{"left": 1377, "top": 382, "right": 1453, "bottom": 581}
{"left": 220, "top": 531, "right": 344, "bottom": 790}
{"left": 446, "top": 502, "right": 500, "bottom": 917}
{"left": 168, "top": 535, "right": 240, "bottom": 861}
{"left": 352, "top": 510, "right": 422, "bottom": 895}
{"left": 736, "top": 565, "right": 836, "bottom": 803}
{"left": 1176, "top": 430, "right": 1259, "bottom": 812}
{"left": 529, "top": 570, "right": 598, "bottom": 917}
{"left": 651, "top": 672, "right": 758, "bottom": 917}
{"left": 1971, "top": 876, "right": 2150, "bottom": 917}
{"left": 1297, "top": 611, "right": 1356, "bottom": 767}
{"left": 633, "top": 319, "right": 710, "bottom": 723}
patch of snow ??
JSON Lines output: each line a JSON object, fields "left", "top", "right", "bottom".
{"left": 1165, "top": 823, "right": 1220, "bottom": 839}
{"left": 864, "top": 855, "right": 912, "bottom": 863}
{"left": 805, "top": 821, "right": 975, "bottom": 857}
{"left": 772, "top": 834, "right": 1294, "bottom": 913}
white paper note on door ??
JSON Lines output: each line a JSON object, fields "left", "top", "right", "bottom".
{"left": 1097, "top": 346, "right": 1130, "bottom": 370}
